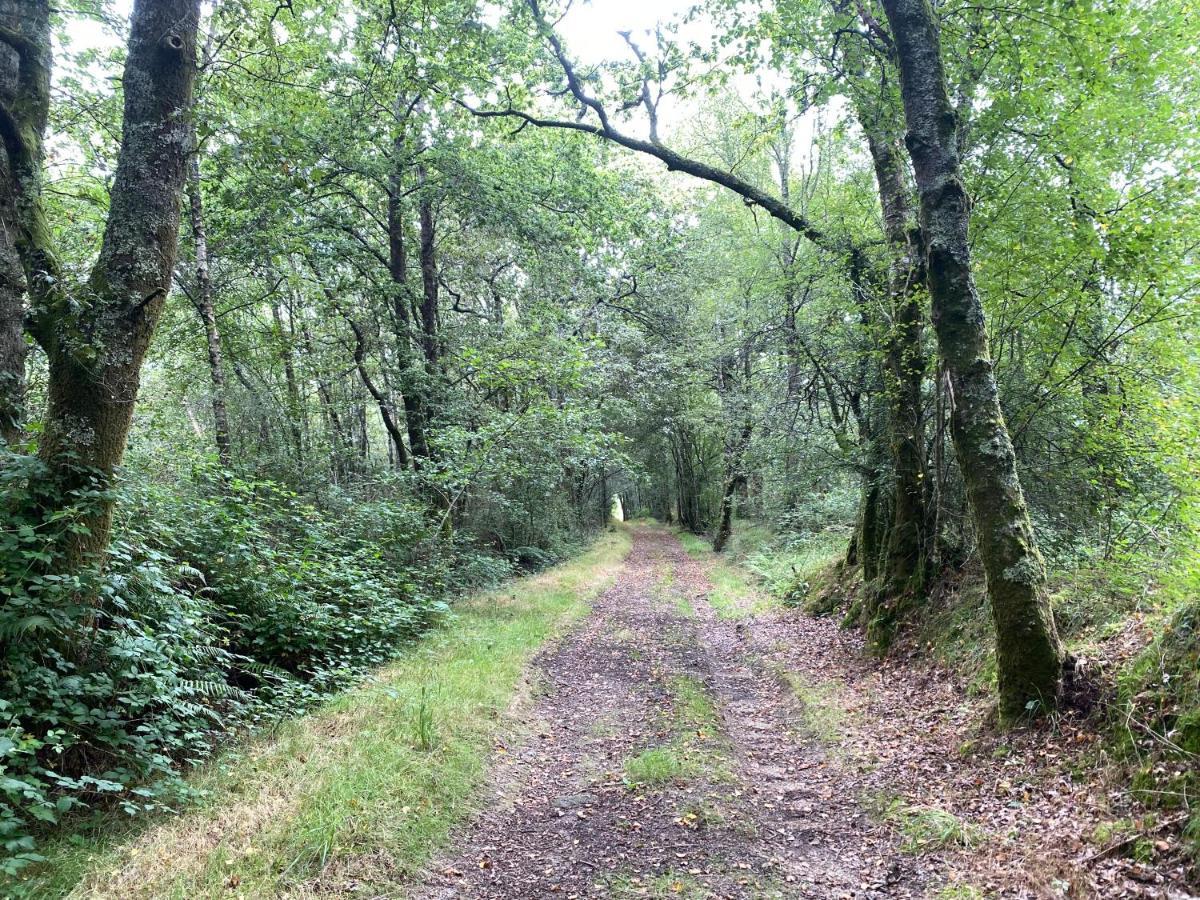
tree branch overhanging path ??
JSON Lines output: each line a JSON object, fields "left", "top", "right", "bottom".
{"left": 458, "top": 0, "right": 834, "bottom": 252}
{"left": 461, "top": 0, "right": 1066, "bottom": 720}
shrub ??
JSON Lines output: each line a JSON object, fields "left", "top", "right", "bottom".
{"left": 0, "top": 454, "right": 455, "bottom": 875}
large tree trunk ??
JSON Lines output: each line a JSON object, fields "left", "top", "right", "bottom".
{"left": 879, "top": 0, "right": 1064, "bottom": 719}
{"left": 0, "top": 0, "right": 52, "bottom": 446}
{"left": 186, "top": 132, "right": 232, "bottom": 468}
{"left": 30, "top": 0, "right": 200, "bottom": 570}
{"left": 857, "top": 401, "right": 888, "bottom": 588}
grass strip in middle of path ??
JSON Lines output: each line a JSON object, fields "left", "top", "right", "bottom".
{"left": 54, "top": 527, "right": 631, "bottom": 900}
{"left": 675, "top": 530, "right": 771, "bottom": 619}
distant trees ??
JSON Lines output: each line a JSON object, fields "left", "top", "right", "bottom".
{"left": 473, "top": 0, "right": 1199, "bottom": 720}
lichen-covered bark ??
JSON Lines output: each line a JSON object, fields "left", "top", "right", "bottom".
{"left": 880, "top": 0, "right": 1064, "bottom": 719}
{"left": 33, "top": 0, "right": 201, "bottom": 566}
{"left": 0, "top": 0, "right": 51, "bottom": 445}
{"left": 861, "top": 124, "right": 931, "bottom": 649}
{"left": 867, "top": 129, "right": 928, "bottom": 594}
{"left": 857, "top": 406, "right": 889, "bottom": 588}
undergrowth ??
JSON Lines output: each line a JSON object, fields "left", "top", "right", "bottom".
{"left": 9, "top": 527, "right": 630, "bottom": 898}
{"left": 0, "top": 449, "right": 580, "bottom": 883}
{"left": 677, "top": 519, "right": 845, "bottom": 617}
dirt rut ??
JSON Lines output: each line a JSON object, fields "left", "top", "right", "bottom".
{"left": 414, "top": 526, "right": 925, "bottom": 898}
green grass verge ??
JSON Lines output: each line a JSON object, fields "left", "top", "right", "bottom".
{"left": 604, "top": 870, "right": 716, "bottom": 898}
{"left": 885, "top": 803, "right": 986, "bottom": 853}
{"left": 623, "top": 747, "right": 687, "bottom": 786}
{"left": 10, "top": 529, "right": 631, "bottom": 900}
{"left": 782, "top": 671, "right": 852, "bottom": 745}
{"left": 621, "top": 674, "right": 733, "bottom": 792}
{"left": 677, "top": 521, "right": 846, "bottom": 618}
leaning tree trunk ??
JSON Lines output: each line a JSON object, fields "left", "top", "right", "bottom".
{"left": 30, "top": 0, "right": 201, "bottom": 569}
{"left": 0, "top": 0, "right": 52, "bottom": 446}
{"left": 879, "top": 0, "right": 1064, "bottom": 720}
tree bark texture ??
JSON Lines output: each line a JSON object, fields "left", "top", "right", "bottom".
{"left": 860, "top": 117, "right": 931, "bottom": 650}
{"left": 30, "top": 0, "right": 201, "bottom": 568}
{"left": 879, "top": 0, "right": 1065, "bottom": 718}
{"left": 0, "top": 0, "right": 52, "bottom": 445}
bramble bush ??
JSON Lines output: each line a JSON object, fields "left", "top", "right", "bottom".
{"left": 0, "top": 453, "right": 464, "bottom": 875}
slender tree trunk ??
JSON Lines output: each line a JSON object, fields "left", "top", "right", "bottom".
{"left": 186, "top": 133, "right": 232, "bottom": 468}
{"left": 880, "top": 0, "right": 1065, "bottom": 719}
{"left": 714, "top": 344, "right": 753, "bottom": 553}
{"left": 304, "top": 256, "right": 409, "bottom": 470}
{"left": 416, "top": 164, "right": 440, "bottom": 371}
{"left": 0, "top": 0, "right": 52, "bottom": 446}
{"left": 29, "top": 0, "right": 200, "bottom": 570}
{"left": 713, "top": 419, "right": 751, "bottom": 553}
{"left": 416, "top": 163, "right": 451, "bottom": 535}
{"left": 301, "top": 324, "right": 353, "bottom": 479}
{"left": 770, "top": 126, "right": 803, "bottom": 397}
{"left": 270, "top": 299, "right": 304, "bottom": 463}
{"left": 858, "top": 121, "right": 932, "bottom": 649}
{"left": 345, "top": 312, "right": 410, "bottom": 470}
{"left": 387, "top": 134, "right": 430, "bottom": 463}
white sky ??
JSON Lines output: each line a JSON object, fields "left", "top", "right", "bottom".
{"left": 556, "top": 0, "right": 695, "bottom": 63}
{"left": 64, "top": 0, "right": 695, "bottom": 63}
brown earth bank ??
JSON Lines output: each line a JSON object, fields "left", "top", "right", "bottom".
{"left": 411, "top": 525, "right": 1197, "bottom": 899}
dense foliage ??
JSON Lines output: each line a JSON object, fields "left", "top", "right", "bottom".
{"left": 0, "top": 0, "right": 1197, "bottom": 879}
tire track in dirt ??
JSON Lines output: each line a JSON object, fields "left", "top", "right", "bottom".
{"left": 412, "top": 525, "right": 927, "bottom": 898}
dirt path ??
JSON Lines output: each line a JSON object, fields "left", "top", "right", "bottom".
{"left": 415, "top": 526, "right": 927, "bottom": 898}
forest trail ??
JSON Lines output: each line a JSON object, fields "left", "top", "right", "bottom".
{"left": 415, "top": 525, "right": 924, "bottom": 899}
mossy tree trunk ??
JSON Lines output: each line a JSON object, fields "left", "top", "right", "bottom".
{"left": 859, "top": 121, "right": 931, "bottom": 650}
{"left": 0, "top": 0, "right": 52, "bottom": 446}
{"left": 866, "top": 128, "right": 928, "bottom": 600}
{"left": 27, "top": 0, "right": 201, "bottom": 568}
{"left": 879, "top": 0, "right": 1065, "bottom": 719}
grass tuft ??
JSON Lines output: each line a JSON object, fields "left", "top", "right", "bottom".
{"left": 623, "top": 747, "right": 687, "bottom": 786}
{"left": 886, "top": 803, "right": 985, "bottom": 852}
